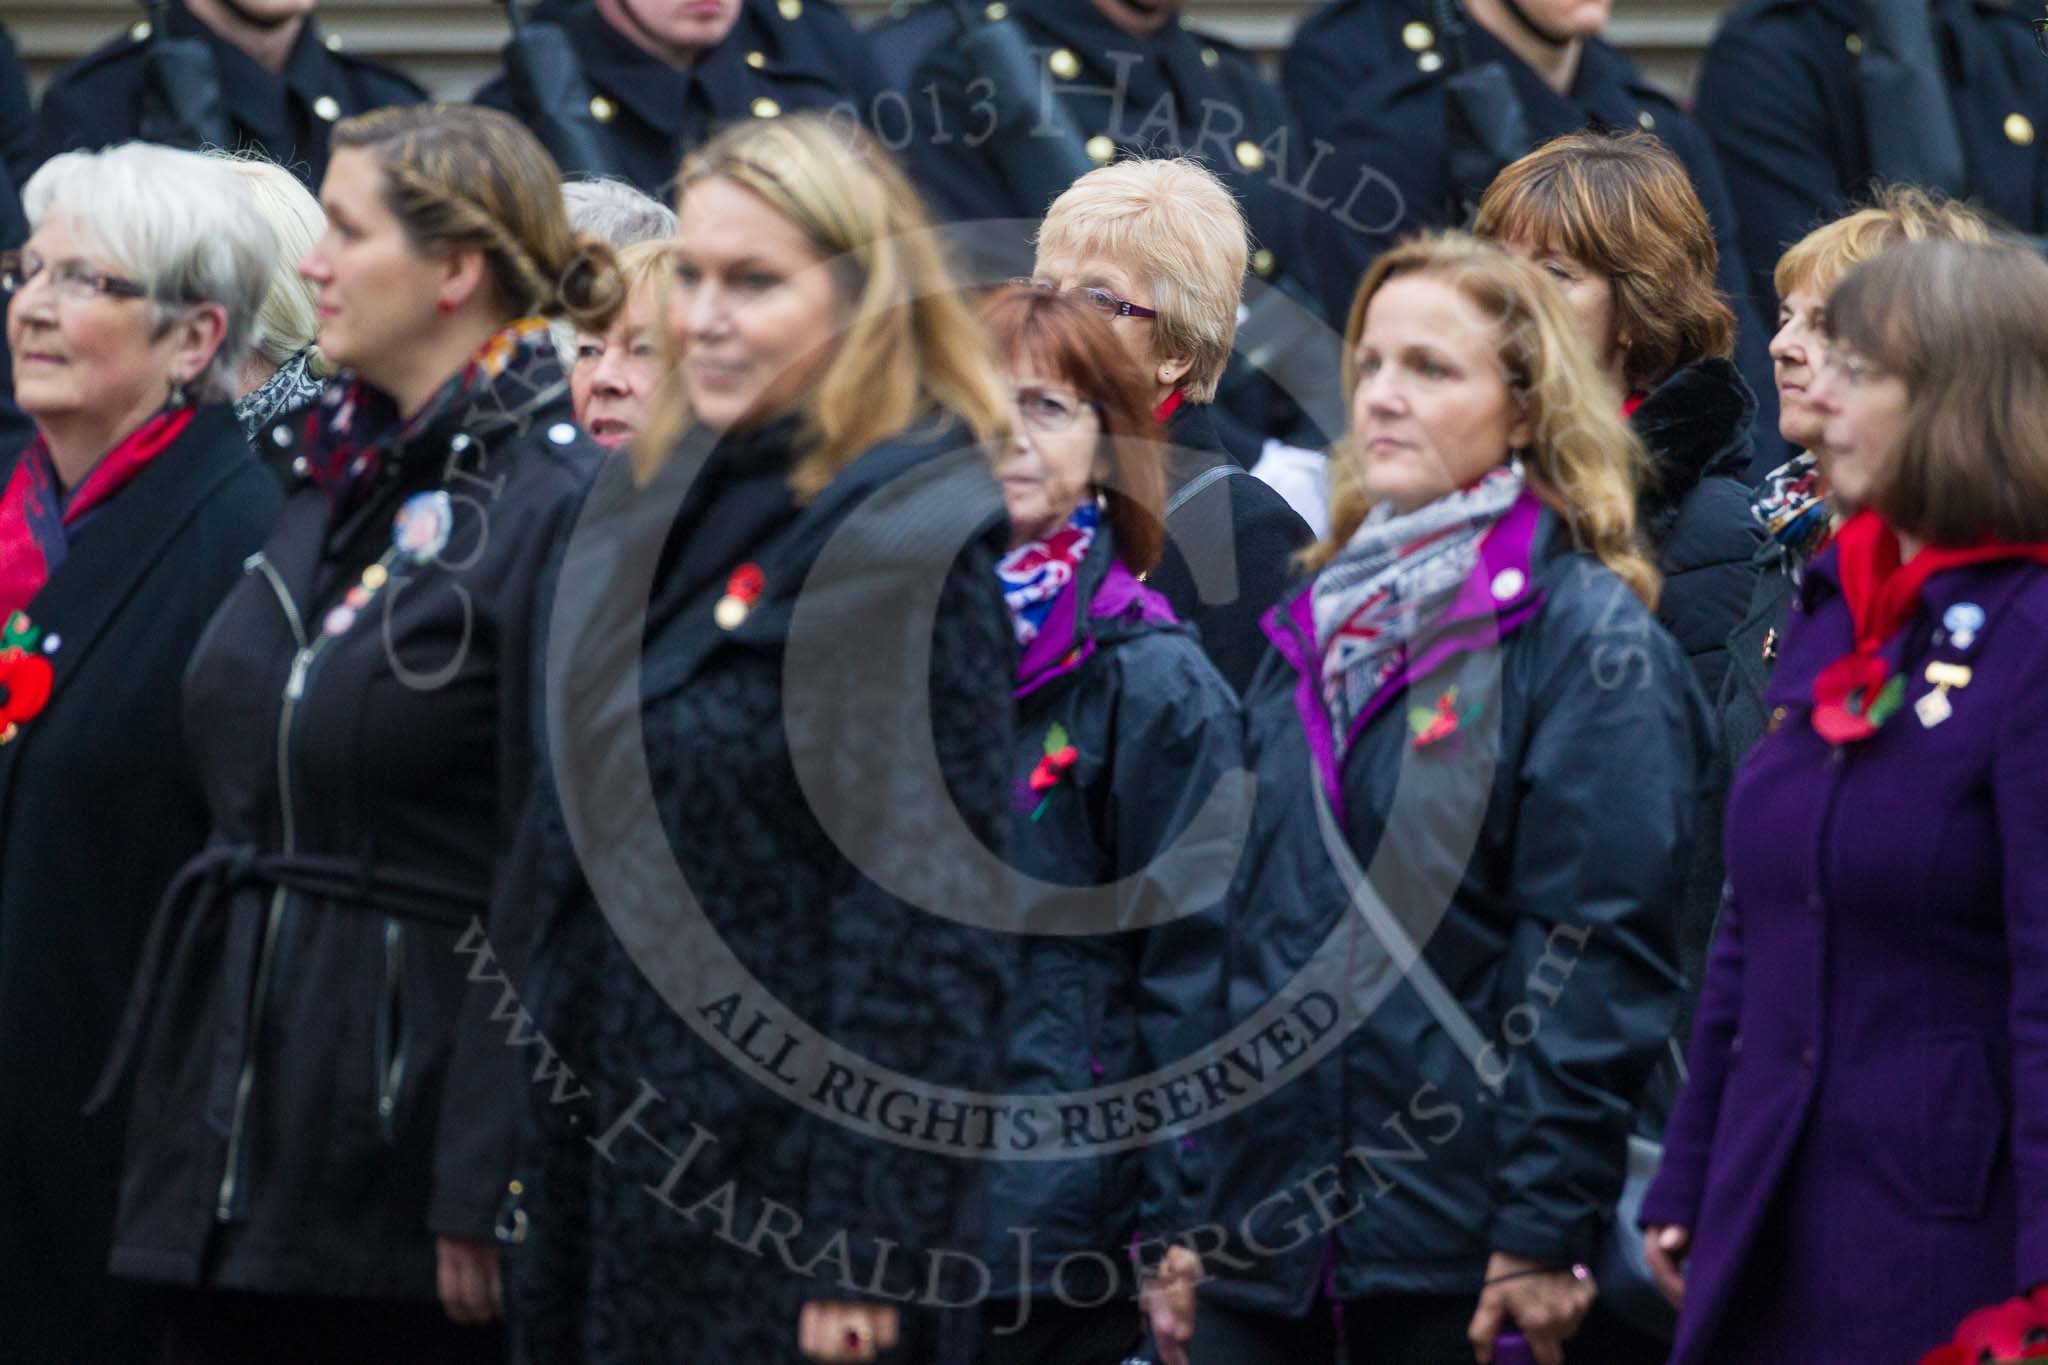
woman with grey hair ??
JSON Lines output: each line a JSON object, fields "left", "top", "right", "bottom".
{"left": 0, "top": 141, "right": 281, "bottom": 1365}
{"left": 561, "top": 175, "right": 677, "bottom": 246}
{"left": 210, "top": 153, "right": 331, "bottom": 446}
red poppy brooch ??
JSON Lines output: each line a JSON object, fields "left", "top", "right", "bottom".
{"left": 1408, "top": 686, "right": 1480, "bottom": 750}
{"left": 1811, "top": 651, "right": 1906, "bottom": 745}
{"left": 0, "top": 611, "right": 59, "bottom": 745}
{"left": 1919, "top": 1291, "right": 2048, "bottom": 1364}
{"left": 1027, "top": 721, "right": 1080, "bottom": 821}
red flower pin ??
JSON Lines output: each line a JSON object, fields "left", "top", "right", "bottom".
{"left": 1812, "top": 650, "right": 1906, "bottom": 745}
{"left": 0, "top": 648, "right": 52, "bottom": 735}
{"left": 1919, "top": 1295, "right": 2048, "bottom": 1364}
{"left": 1027, "top": 721, "right": 1079, "bottom": 820}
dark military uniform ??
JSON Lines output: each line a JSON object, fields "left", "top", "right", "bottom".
{"left": 473, "top": 0, "right": 886, "bottom": 198}
{"left": 898, "top": 0, "right": 1338, "bottom": 453}
{"left": 1287, "top": 1, "right": 1781, "bottom": 475}
{"left": 1, "top": 23, "right": 33, "bottom": 459}
{"left": 27, "top": 1, "right": 423, "bottom": 188}
{"left": 1696, "top": 0, "right": 2048, "bottom": 324}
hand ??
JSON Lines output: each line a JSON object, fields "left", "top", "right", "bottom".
{"left": 1140, "top": 1245, "right": 1203, "bottom": 1365}
{"left": 798, "top": 1302, "right": 900, "bottom": 1362}
{"left": 435, "top": 1236, "right": 503, "bottom": 1325}
{"left": 1643, "top": 1224, "right": 1690, "bottom": 1308}
{"left": 1466, "top": 1251, "right": 1595, "bottom": 1365}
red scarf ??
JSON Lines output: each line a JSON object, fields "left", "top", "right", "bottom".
{"left": 1153, "top": 390, "right": 1185, "bottom": 424}
{"left": 0, "top": 408, "right": 193, "bottom": 621}
{"left": 1811, "top": 508, "right": 2048, "bottom": 743}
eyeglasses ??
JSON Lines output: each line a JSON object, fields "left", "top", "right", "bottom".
{"left": 0, "top": 249, "right": 150, "bottom": 304}
{"left": 1008, "top": 277, "right": 1158, "bottom": 320}
{"left": 1817, "top": 349, "right": 1890, "bottom": 387}
{"left": 1012, "top": 384, "right": 1099, "bottom": 434}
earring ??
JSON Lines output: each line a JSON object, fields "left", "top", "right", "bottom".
{"left": 167, "top": 376, "right": 189, "bottom": 408}
{"left": 437, "top": 298, "right": 457, "bottom": 314}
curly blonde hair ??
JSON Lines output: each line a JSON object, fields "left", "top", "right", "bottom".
{"left": 1311, "top": 232, "right": 1659, "bottom": 608}
{"left": 637, "top": 115, "right": 1010, "bottom": 496}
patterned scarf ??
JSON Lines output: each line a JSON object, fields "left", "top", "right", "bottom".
{"left": 233, "top": 349, "right": 326, "bottom": 442}
{"left": 0, "top": 407, "right": 195, "bottom": 621}
{"left": 997, "top": 501, "right": 1098, "bottom": 647}
{"left": 1751, "top": 452, "right": 1834, "bottom": 561}
{"left": 1313, "top": 463, "right": 1525, "bottom": 752}
{"left": 305, "top": 318, "right": 559, "bottom": 515}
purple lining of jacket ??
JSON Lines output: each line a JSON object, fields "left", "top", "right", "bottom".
{"left": 1013, "top": 557, "right": 1177, "bottom": 700}
{"left": 1260, "top": 489, "right": 1548, "bottom": 819}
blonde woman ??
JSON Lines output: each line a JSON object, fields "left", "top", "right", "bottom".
{"left": 209, "top": 153, "right": 332, "bottom": 442}
{"left": 568, "top": 239, "right": 669, "bottom": 450}
{"left": 1194, "top": 233, "right": 1708, "bottom": 1365}
{"left": 514, "top": 115, "right": 1017, "bottom": 1365}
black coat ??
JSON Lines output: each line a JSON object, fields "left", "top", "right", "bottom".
{"left": 510, "top": 415, "right": 1019, "bottom": 1364}
{"left": 0, "top": 24, "right": 29, "bottom": 459}
{"left": 1198, "top": 497, "right": 1708, "bottom": 1315}
{"left": 28, "top": 0, "right": 424, "bottom": 188}
{"left": 473, "top": 0, "right": 883, "bottom": 198}
{"left": 986, "top": 525, "right": 1238, "bottom": 1303}
{"left": 1286, "top": 7, "right": 1781, "bottom": 472}
{"left": 104, "top": 363, "right": 600, "bottom": 1299}
{"left": 1696, "top": 0, "right": 2048, "bottom": 332}
{"left": 1150, "top": 401, "right": 1314, "bottom": 695}
{"left": 1633, "top": 357, "right": 1765, "bottom": 702}
{"left": 0, "top": 406, "right": 277, "bottom": 1364}
{"left": 897, "top": 0, "right": 1336, "bottom": 450}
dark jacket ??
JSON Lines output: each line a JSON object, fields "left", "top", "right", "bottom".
{"left": 0, "top": 24, "right": 28, "bottom": 459}
{"left": 1199, "top": 492, "right": 1708, "bottom": 1315}
{"left": 1696, "top": 0, "right": 2048, "bottom": 337}
{"left": 473, "top": 0, "right": 883, "bottom": 198}
{"left": 510, "top": 415, "right": 1019, "bottom": 1365}
{"left": 0, "top": 406, "right": 277, "bottom": 1363}
{"left": 1150, "top": 401, "right": 1315, "bottom": 696}
{"left": 28, "top": 0, "right": 424, "bottom": 187}
{"left": 1645, "top": 553, "right": 2048, "bottom": 1363}
{"left": 1633, "top": 357, "right": 1765, "bottom": 703}
{"left": 987, "top": 525, "right": 1239, "bottom": 1302}
{"left": 104, "top": 360, "right": 600, "bottom": 1298}
{"left": 1287, "top": 8, "right": 1781, "bottom": 472}
{"left": 898, "top": 0, "right": 1336, "bottom": 450}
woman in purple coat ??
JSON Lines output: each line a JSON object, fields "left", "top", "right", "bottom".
{"left": 1640, "top": 237, "right": 2048, "bottom": 1363}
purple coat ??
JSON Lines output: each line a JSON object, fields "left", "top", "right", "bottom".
{"left": 1643, "top": 550, "right": 2048, "bottom": 1363}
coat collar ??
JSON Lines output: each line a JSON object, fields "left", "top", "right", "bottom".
{"left": 1014, "top": 523, "right": 1177, "bottom": 699}
{"left": 1633, "top": 356, "right": 1757, "bottom": 542}
{"left": 3, "top": 404, "right": 252, "bottom": 737}
{"left": 164, "top": 0, "right": 346, "bottom": 148}
{"left": 1263, "top": 489, "right": 1548, "bottom": 814}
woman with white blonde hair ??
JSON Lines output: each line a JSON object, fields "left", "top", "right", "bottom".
{"left": 1194, "top": 232, "right": 1707, "bottom": 1365}
{"left": 514, "top": 113, "right": 1019, "bottom": 1365}
{"left": 0, "top": 140, "right": 281, "bottom": 1365}
{"left": 1029, "top": 157, "right": 1311, "bottom": 693}
{"left": 208, "top": 152, "right": 332, "bottom": 443}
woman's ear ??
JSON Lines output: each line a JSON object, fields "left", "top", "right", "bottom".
{"left": 436, "top": 246, "right": 492, "bottom": 316}
{"left": 164, "top": 302, "right": 228, "bottom": 397}
{"left": 1155, "top": 352, "right": 1194, "bottom": 389}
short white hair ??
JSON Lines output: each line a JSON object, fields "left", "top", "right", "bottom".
{"left": 561, "top": 177, "right": 677, "bottom": 247}
{"left": 23, "top": 143, "right": 271, "bottom": 404}
{"left": 207, "top": 150, "right": 327, "bottom": 370}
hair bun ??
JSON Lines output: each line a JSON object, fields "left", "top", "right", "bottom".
{"left": 555, "top": 236, "right": 625, "bottom": 332}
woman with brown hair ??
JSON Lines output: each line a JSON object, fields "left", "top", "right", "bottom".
{"left": 512, "top": 114, "right": 1018, "bottom": 1365}
{"left": 97, "top": 102, "right": 619, "bottom": 1364}
{"left": 975, "top": 284, "right": 1239, "bottom": 1365}
{"left": 1641, "top": 239, "right": 2048, "bottom": 1363}
{"left": 1475, "top": 130, "right": 1761, "bottom": 700}
{"left": 1194, "top": 231, "right": 1707, "bottom": 1365}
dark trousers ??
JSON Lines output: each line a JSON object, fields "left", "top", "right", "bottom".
{"left": 983, "top": 1300, "right": 1147, "bottom": 1365}
{"left": 161, "top": 1289, "right": 504, "bottom": 1365}
{"left": 1192, "top": 1295, "right": 1670, "bottom": 1365}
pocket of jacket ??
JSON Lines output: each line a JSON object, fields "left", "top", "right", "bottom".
{"left": 1919, "top": 1031, "right": 2005, "bottom": 1219}
{"left": 374, "top": 918, "right": 411, "bottom": 1145}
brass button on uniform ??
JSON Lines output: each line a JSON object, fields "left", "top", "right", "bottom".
{"left": 778, "top": 0, "right": 802, "bottom": 19}
{"left": 1417, "top": 50, "right": 1444, "bottom": 72}
{"left": 751, "top": 96, "right": 782, "bottom": 118}
{"left": 745, "top": 49, "right": 766, "bottom": 68}
{"left": 589, "top": 94, "right": 617, "bottom": 123}
{"left": 2007, "top": 112, "right": 2036, "bottom": 146}
{"left": 1085, "top": 134, "right": 1116, "bottom": 163}
{"left": 1200, "top": 46, "right": 1220, "bottom": 68}
{"left": 1637, "top": 109, "right": 1656, "bottom": 131}
{"left": 1251, "top": 247, "right": 1276, "bottom": 277}
{"left": 1844, "top": 31, "right": 1863, "bottom": 55}
{"left": 1048, "top": 48, "right": 1080, "bottom": 79}
{"left": 313, "top": 95, "right": 342, "bottom": 122}
{"left": 130, "top": 19, "right": 152, "bottom": 41}
{"left": 1234, "top": 139, "right": 1265, "bottom": 171}
{"left": 983, "top": 2, "right": 1008, "bottom": 19}
{"left": 323, "top": 31, "right": 344, "bottom": 51}
{"left": 1402, "top": 20, "right": 1434, "bottom": 50}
